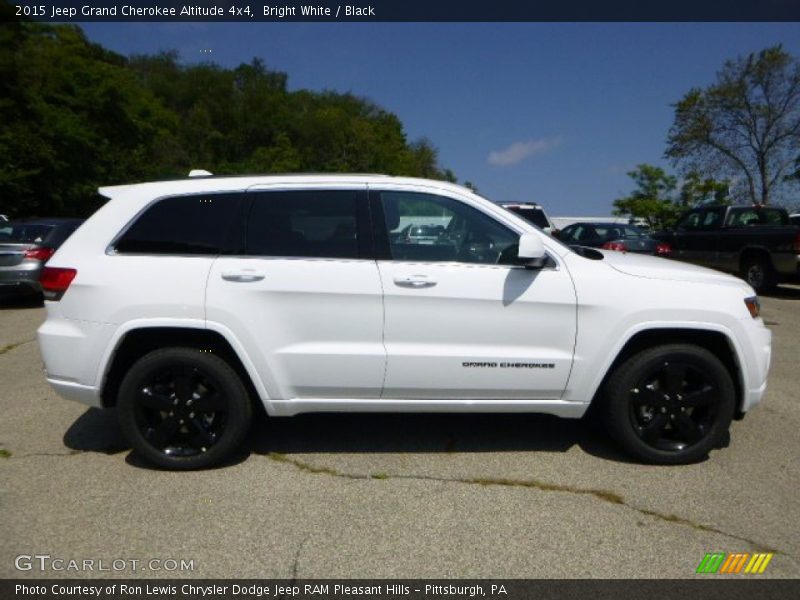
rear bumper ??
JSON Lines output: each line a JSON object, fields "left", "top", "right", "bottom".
{"left": 38, "top": 316, "right": 116, "bottom": 405}
{"left": 0, "top": 262, "right": 42, "bottom": 293}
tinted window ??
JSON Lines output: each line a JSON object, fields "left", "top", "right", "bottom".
{"left": 247, "top": 190, "right": 360, "bottom": 259}
{"left": 702, "top": 208, "right": 725, "bottom": 229}
{"left": 677, "top": 211, "right": 703, "bottom": 231}
{"left": 115, "top": 194, "right": 241, "bottom": 255}
{"left": 0, "top": 224, "right": 54, "bottom": 244}
{"left": 47, "top": 222, "right": 83, "bottom": 247}
{"left": 382, "top": 192, "right": 518, "bottom": 264}
{"left": 725, "top": 208, "right": 788, "bottom": 227}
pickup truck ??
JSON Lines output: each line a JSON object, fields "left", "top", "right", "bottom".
{"left": 652, "top": 205, "right": 800, "bottom": 292}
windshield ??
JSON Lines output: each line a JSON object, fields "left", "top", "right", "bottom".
{"left": 0, "top": 223, "right": 54, "bottom": 244}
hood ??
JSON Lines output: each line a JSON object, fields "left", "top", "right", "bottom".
{"left": 599, "top": 250, "right": 752, "bottom": 290}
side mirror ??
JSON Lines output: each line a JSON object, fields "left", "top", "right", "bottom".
{"left": 517, "top": 233, "right": 547, "bottom": 269}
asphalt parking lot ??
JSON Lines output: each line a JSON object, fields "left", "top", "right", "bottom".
{"left": 1, "top": 287, "right": 799, "bottom": 579}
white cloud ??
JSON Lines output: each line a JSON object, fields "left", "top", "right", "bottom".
{"left": 488, "top": 137, "right": 562, "bottom": 167}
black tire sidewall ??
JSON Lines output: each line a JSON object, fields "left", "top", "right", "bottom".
{"left": 742, "top": 256, "right": 776, "bottom": 292}
{"left": 117, "top": 347, "right": 252, "bottom": 470}
{"left": 604, "top": 344, "right": 735, "bottom": 465}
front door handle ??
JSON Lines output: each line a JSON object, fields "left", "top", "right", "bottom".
{"left": 221, "top": 271, "right": 265, "bottom": 283}
{"left": 393, "top": 275, "right": 437, "bottom": 288}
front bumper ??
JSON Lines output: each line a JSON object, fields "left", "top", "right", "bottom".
{"left": 46, "top": 377, "right": 102, "bottom": 408}
{"left": 738, "top": 318, "right": 772, "bottom": 413}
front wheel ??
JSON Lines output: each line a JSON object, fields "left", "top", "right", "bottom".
{"left": 603, "top": 344, "right": 735, "bottom": 465}
{"left": 117, "top": 347, "right": 252, "bottom": 470}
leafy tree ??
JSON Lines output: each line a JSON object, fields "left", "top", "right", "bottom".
{"left": 612, "top": 164, "right": 681, "bottom": 229}
{"left": 0, "top": 12, "right": 457, "bottom": 217}
{"left": 678, "top": 171, "right": 730, "bottom": 207}
{"left": 666, "top": 45, "right": 800, "bottom": 205}
{"left": 0, "top": 22, "right": 173, "bottom": 217}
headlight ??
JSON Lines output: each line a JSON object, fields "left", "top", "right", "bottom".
{"left": 744, "top": 296, "right": 760, "bottom": 319}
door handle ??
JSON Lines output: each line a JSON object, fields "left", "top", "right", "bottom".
{"left": 221, "top": 271, "right": 265, "bottom": 283}
{"left": 393, "top": 275, "right": 437, "bottom": 288}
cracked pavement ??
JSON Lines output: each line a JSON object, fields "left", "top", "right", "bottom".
{"left": 1, "top": 288, "right": 799, "bottom": 578}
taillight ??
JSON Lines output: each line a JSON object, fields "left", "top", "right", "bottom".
{"left": 602, "top": 241, "right": 627, "bottom": 252}
{"left": 794, "top": 231, "right": 800, "bottom": 254}
{"left": 656, "top": 243, "right": 672, "bottom": 256}
{"left": 40, "top": 267, "right": 77, "bottom": 301}
{"left": 24, "top": 247, "right": 56, "bottom": 262}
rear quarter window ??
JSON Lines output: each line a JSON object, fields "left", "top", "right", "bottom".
{"left": 114, "top": 194, "right": 242, "bottom": 255}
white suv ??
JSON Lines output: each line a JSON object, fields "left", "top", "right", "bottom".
{"left": 37, "top": 175, "right": 772, "bottom": 469}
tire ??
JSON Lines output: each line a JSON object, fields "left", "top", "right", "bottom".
{"left": 603, "top": 344, "right": 735, "bottom": 465}
{"left": 741, "top": 255, "right": 776, "bottom": 293}
{"left": 117, "top": 347, "right": 252, "bottom": 470}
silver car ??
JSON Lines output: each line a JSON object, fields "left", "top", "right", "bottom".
{"left": 0, "top": 218, "right": 84, "bottom": 297}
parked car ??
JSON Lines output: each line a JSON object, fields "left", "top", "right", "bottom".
{"left": 499, "top": 202, "right": 557, "bottom": 235}
{"left": 38, "top": 175, "right": 770, "bottom": 469}
{"left": 556, "top": 222, "right": 672, "bottom": 256}
{"left": 790, "top": 213, "right": 800, "bottom": 227}
{"left": 0, "top": 218, "right": 84, "bottom": 298}
{"left": 651, "top": 205, "right": 800, "bottom": 292}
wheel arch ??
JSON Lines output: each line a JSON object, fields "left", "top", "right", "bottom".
{"left": 100, "top": 325, "right": 265, "bottom": 412}
{"left": 590, "top": 327, "right": 746, "bottom": 419}
{"left": 739, "top": 245, "right": 774, "bottom": 271}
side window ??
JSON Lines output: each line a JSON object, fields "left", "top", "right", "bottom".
{"left": 115, "top": 194, "right": 241, "bottom": 255}
{"left": 677, "top": 211, "right": 703, "bottom": 231}
{"left": 726, "top": 209, "right": 758, "bottom": 228}
{"left": 380, "top": 192, "right": 518, "bottom": 264}
{"left": 246, "top": 190, "right": 360, "bottom": 259}
{"left": 763, "top": 209, "right": 788, "bottom": 225}
{"left": 701, "top": 208, "right": 724, "bottom": 229}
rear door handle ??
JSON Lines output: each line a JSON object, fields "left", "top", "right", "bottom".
{"left": 221, "top": 271, "right": 265, "bottom": 283}
{"left": 393, "top": 275, "right": 437, "bottom": 288}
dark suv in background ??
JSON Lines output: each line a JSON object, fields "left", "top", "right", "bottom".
{"left": 0, "top": 218, "right": 84, "bottom": 299}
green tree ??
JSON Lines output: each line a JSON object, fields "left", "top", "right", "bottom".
{"left": 0, "top": 14, "right": 457, "bottom": 217}
{"left": 612, "top": 164, "right": 681, "bottom": 229}
{"left": 666, "top": 45, "right": 800, "bottom": 205}
{"left": 0, "top": 22, "right": 173, "bottom": 217}
{"left": 678, "top": 171, "right": 730, "bottom": 207}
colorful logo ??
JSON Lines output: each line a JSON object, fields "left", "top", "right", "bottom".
{"left": 696, "top": 552, "right": 774, "bottom": 574}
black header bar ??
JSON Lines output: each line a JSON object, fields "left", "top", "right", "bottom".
{"left": 6, "top": 0, "right": 800, "bottom": 22}
{"left": 3, "top": 579, "right": 800, "bottom": 600}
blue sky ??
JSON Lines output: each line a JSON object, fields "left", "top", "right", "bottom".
{"left": 80, "top": 22, "right": 800, "bottom": 216}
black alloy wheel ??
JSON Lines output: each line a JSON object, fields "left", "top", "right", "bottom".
{"left": 628, "top": 360, "right": 719, "bottom": 452}
{"left": 604, "top": 344, "right": 735, "bottom": 464}
{"left": 117, "top": 347, "right": 252, "bottom": 469}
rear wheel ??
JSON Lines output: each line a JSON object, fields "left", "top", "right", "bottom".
{"left": 604, "top": 344, "right": 735, "bottom": 465}
{"left": 117, "top": 347, "right": 252, "bottom": 470}
{"left": 741, "top": 255, "right": 776, "bottom": 293}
